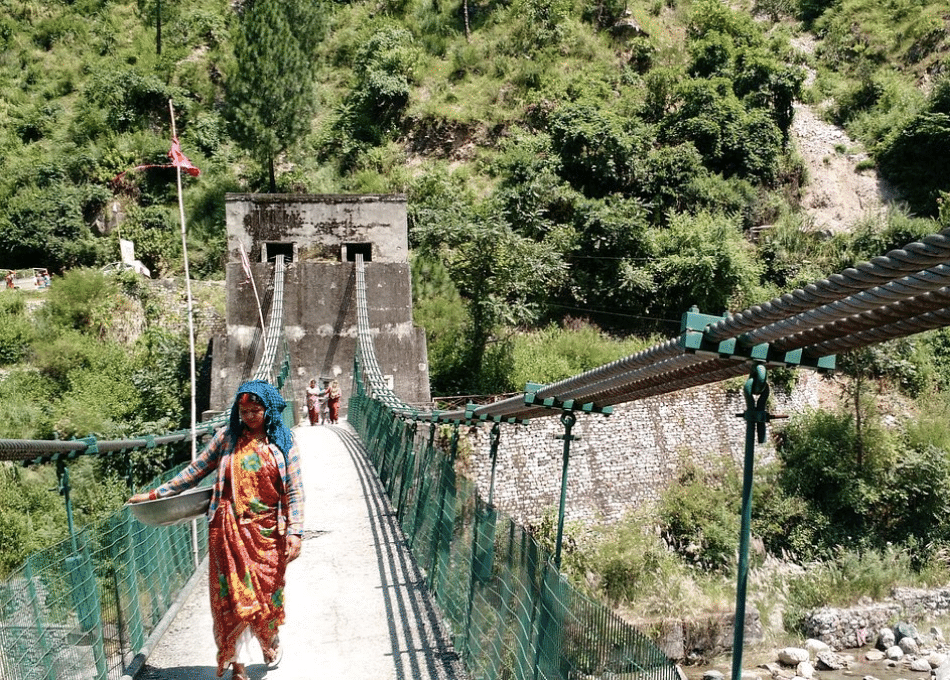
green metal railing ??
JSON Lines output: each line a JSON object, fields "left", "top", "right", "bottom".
{"left": 349, "top": 368, "right": 678, "bottom": 680}
{"left": 0, "top": 461, "right": 208, "bottom": 680}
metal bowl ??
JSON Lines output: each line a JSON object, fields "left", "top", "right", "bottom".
{"left": 127, "top": 486, "right": 213, "bottom": 526}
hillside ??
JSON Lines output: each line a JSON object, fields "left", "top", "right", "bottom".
{"left": 0, "top": 0, "right": 948, "bottom": 398}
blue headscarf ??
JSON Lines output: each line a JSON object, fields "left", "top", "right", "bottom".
{"left": 229, "top": 379, "right": 294, "bottom": 457}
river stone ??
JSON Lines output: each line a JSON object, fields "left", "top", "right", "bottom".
{"left": 816, "top": 650, "right": 849, "bottom": 670}
{"left": 759, "top": 662, "right": 789, "bottom": 678}
{"left": 797, "top": 660, "right": 815, "bottom": 678}
{"left": 741, "top": 671, "right": 761, "bottom": 680}
{"left": 886, "top": 646, "right": 904, "bottom": 661}
{"left": 878, "top": 628, "right": 896, "bottom": 650}
{"left": 862, "top": 676, "right": 880, "bottom": 680}
{"left": 895, "top": 622, "right": 919, "bottom": 643}
{"left": 703, "top": 671, "right": 724, "bottom": 680}
{"left": 934, "top": 656, "right": 950, "bottom": 680}
{"left": 910, "top": 658, "right": 932, "bottom": 672}
{"left": 806, "top": 639, "right": 830, "bottom": 656}
{"left": 929, "top": 652, "right": 947, "bottom": 668}
{"left": 899, "top": 636, "right": 920, "bottom": 654}
{"left": 865, "top": 650, "right": 885, "bottom": 661}
{"left": 932, "top": 627, "right": 946, "bottom": 645}
{"left": 779, "top": 648, "right": 810, "bottom": 665}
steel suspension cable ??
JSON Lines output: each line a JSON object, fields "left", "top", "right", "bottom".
{"left": 704, "top": 229, "right": 950, "bottom": 343}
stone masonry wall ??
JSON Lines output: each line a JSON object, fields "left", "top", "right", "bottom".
{"left": 462, "top": 371, "right": 824, "bottom": 527}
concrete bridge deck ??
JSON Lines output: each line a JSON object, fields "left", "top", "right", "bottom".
{"left": 139, "top": 423, "right": 467, "bottom": 680}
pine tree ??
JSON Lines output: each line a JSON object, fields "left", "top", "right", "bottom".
{"left": 226, "top": 0, "right": 321, "bottom": 192}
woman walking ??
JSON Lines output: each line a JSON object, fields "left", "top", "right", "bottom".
{"left": 129, "top": 379, "right": 304, "bottom": 679}
{"left": 326, "top": 379, "right": 341, "bottom": 424}
{"left": 306, "top": 378, "right": 322, "bottom": 425}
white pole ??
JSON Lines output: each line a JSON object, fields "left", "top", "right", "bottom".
{"left": 239, "top": 241, "right": 268, "bottom": 353}
{"left": 169, "top": 99, "right": 200, "bottom": 569}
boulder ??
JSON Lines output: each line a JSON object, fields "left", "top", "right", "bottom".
{"left": 815, "top": 650, "right": 849, "bottom": 670}
{"left": 797, "top": 660, "right": 815, "bottom": 678}
{"left": 885, "top": 646, "right": 904, "bottom": 661}
{"left": 778, "top": 648, "right": 811, "bottom": 665}
{"left": 899, "top": 636, "right": 920, "bottom": 655}
{"left": 909, "top": 658, "right": 932, "bottom": 672}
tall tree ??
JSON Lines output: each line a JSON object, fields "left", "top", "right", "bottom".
{"left": 226, "top": 0, "right": 321, "bottom": 192}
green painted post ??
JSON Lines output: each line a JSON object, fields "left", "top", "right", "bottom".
{"left": 487, "top": 422, "right": 501, "bottom": 506}
{"left": 56, "top": 460, "right": 78, "bottom": 554}
{"left": 396, "top": 423, "right": 417, "bottom": 519}
{"left": 731, "top": 364, "right": 769, "bottom": 680}
{"left": 553, "top": 412, "right": 577, "bottom": 569}
{"left": 119, "top": 512, "right": 146, "bottom": 654}
{"left": 411, "top": 424, "right": 438, "bottom": 545}
{"left": 24, "top": 559, "right": 56, "bottom": 680}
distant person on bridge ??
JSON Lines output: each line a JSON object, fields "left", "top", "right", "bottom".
{"left": 305, "top": 378, "right": 323, "bottom": 425}
{"left": 129, "top": 379, "right": 305, "bottom": 680}
{"left": 326, "top": 379, "right": 341, "bottom": 424}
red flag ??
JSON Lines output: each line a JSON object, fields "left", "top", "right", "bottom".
{"left": 114, "top": 136, "right": 200, "bottom": 182}
{"left": 169, "top": 137, "right": 200, "bottom": 177}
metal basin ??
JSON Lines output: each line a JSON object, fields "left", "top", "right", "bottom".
{"left": 127, "top": 486, "right": 212, "bottom": 526}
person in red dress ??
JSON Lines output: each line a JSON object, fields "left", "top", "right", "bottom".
{"left": 129, "top": 380, "right": 304, "bottom": 680}
{"left": 325, "top": 379, "right": 341, "bottom": 424}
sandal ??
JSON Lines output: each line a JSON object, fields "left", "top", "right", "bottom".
{"left": 266, "top": 636, "right": 283, "bottom": 668}
{"left": 231, "top": 663, "right": 249, "bottom": 680}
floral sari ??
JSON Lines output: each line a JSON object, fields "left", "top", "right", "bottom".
{"left": 208, "top": 433, "right": 286, "bottom": 676}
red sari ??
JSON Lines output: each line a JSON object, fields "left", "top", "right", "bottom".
{"left": 208, "top": 433, "right": 286, "bottom": 676}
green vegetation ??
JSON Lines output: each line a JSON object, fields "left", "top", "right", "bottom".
{"left": 0, "top": 268, "right": 207, "bottom": 574}
{"left": 1, "top": 0, "right": 950, "bottom": 638}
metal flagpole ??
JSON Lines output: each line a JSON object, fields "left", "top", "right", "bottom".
{"left": 168, "top": 99, "right": 200, "bottom": 569}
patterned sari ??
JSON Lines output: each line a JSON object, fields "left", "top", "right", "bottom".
{"left": 209, "top": 433, "right": 286, "bottom": 676}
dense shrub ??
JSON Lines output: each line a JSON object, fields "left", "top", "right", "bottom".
{"left": 876, "top": 111, "right": 950, "bottom": 217}
{"left": 657, "top": 460, "right": 740, "bottom": 572}
{"left": 0, "top": 293, "right": 34, "bottom": 366}
{"left": 548, "top": 101, "right": 649, "bottom": 197}
{"left": 42, "top": 268, "right": 119, "bottom": 334}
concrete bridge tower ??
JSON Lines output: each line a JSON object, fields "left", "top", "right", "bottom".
{"left": 209, "top": 193, "right": 430, "bottom": 419}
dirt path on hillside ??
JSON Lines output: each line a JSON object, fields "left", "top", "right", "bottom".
{"left": 788, "top": 37, "right": 901, "bottom": 233}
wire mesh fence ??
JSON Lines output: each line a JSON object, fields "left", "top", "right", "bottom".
{"left": 0, "top": 462, "right": 209, "bottom": 680}
{"left": 349, "top": 387, "right": 680, "bottom": 680}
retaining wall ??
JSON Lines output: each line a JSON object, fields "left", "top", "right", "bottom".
{"left": 463, "top": 371, "right": 825, "bottom": 527}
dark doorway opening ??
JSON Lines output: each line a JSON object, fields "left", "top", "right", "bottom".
{"left": 344, "top": 243, "right": 373, "bottom": 262}
{"left": 265, "top": 242, "right": 295, "bottom": 263}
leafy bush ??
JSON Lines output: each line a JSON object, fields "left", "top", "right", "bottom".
{"left": 508, "top": 322, "right": 655, "bottom": 388}
{"left": 0, "top": 293, "right": 34, "bottom": 365}
{"left": 586, "top": 510, "right": 689, "bottom": 606}
{"left": 657, "top": 460, "right": 741, "bottom": 572}
{"left": 43, "top": 268, "right": 119, "bottom": 334}
{"left": 0, "top": 370, "right": 58, "bottom": 440}
{"left": 636, "top": 210, "right": 762, "bottom": 319}
{"left": 876, "top": 110, "right": 950, "bottom": 217}
{"left": 410, "top": 255, "right": 470, "bottom": 395}
{"left": 548, "top": 101, "right": 649, "bottom": 197}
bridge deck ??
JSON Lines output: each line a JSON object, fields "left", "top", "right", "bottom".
{"left": 140, "top": 423, "right": 467, "bottom": 680}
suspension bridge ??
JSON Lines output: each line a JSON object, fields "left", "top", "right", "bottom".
{"left": 3, "top": 211, "right": 950, "bottom": 680}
